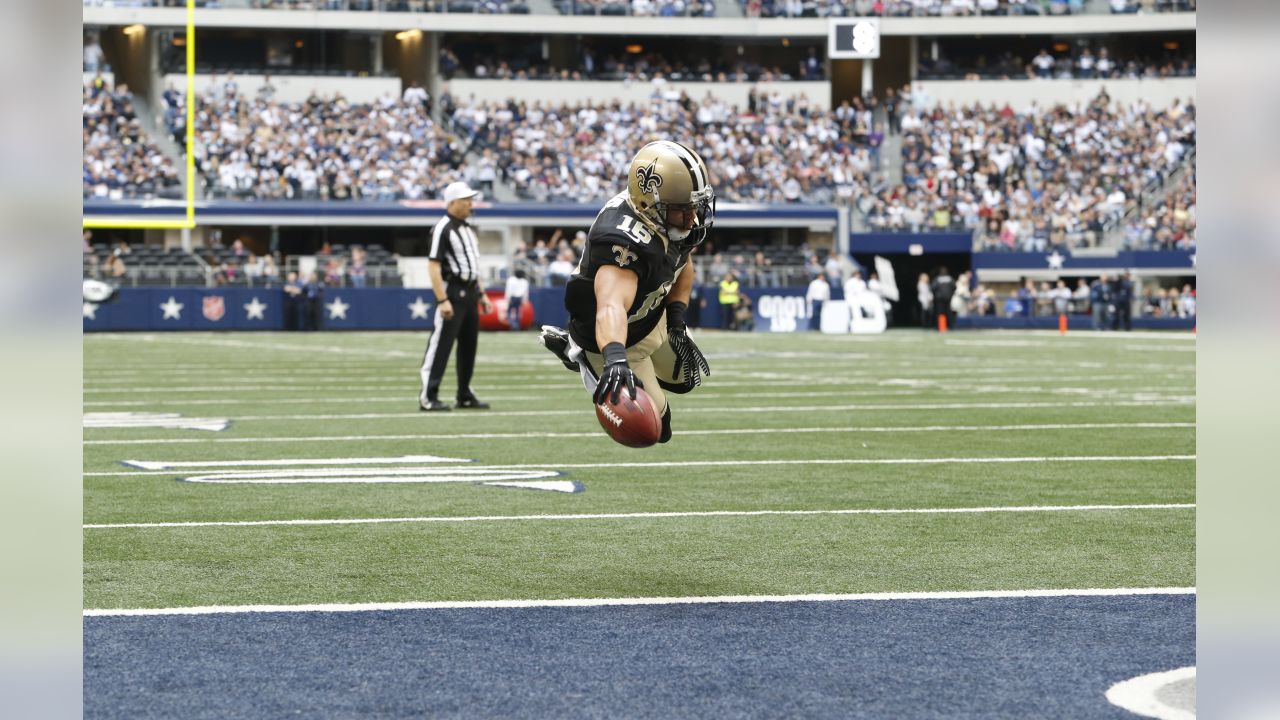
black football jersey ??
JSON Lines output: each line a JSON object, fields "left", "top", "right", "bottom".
{"left": 565, "top": 191, "right": 691, "bottom": 353}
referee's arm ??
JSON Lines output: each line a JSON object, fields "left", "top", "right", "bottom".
{"left": 429, "top": 260, "right": 453, "bottom": 320}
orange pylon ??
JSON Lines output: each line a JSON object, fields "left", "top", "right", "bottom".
{"left": 937, "top": 314, "right": 948, "bottom": 333}
{"left": 1059, "top": 314, "right": 1068, "bottom": 335}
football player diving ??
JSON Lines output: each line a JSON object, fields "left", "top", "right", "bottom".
{"left": 539, "top": 140, "right": 715, "bottom": 444}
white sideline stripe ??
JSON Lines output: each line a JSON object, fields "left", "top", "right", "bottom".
{"left": 81, "top": 423, "right": 1196, "bottom": 450}
{"left": 84, "top": 503, "right": 1196, "bottom": 529}
{"left": 1105, "top": 667, "right": 1196, "bottom": 720}
{"left": 83, "top": 454, "right": 1196, "bottom": 477}
{"left": 117, "top": 400, "right": 1194, "bottom": 424}
{"left": 83, "top": 586, "right": 1197, "bottom": 617}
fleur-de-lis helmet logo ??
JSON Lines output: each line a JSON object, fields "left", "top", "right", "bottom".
{"left": 636, "top": 159, "right": 663, "bottom": 196}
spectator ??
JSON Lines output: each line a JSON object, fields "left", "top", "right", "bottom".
{"left": 719, "top": 270, "right": 740, "bottom": 330}
{"left": 83, "top": 34, "right": 105, "bottom": 72}
{"left": 805, "top": 273, "right": 830, "bottom": 330}
{"left": 1110, "top": 272, "right": 1134, "bottom": 330}
{"left": 504, "top": 268, "right": 530, "bottom": 330}
{"left": 734, "top": 295, "right": 755, "bottom": 331}
{"left": 917, "top": 272, "right": 933, "bottom": 328}
{"left": 348, "top": 247, "right": 368, "bottom": 288}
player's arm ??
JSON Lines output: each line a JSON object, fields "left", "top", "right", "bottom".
{"left": 592, "top": 264, "right": 641, "bottom": 404}
{"left": 666, "top": 261, "right": 694, "bottom": 307}
{"left": 428, "top": 260, "right": 453, "bottom": 320}
{"left": 664, "top": 262, "right": 711, "bottom": 388}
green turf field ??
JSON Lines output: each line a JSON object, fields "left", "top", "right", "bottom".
{"left": 83, "top": 329, "right": 1195, "bottom": 610}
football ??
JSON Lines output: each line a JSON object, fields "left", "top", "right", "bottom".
{"left": 595, "top": 387, "right": 662, "bottom": 448}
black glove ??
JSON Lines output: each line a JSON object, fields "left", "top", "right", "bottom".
{"left": 666, "top": 302, "right": 711, "bottom": 389}
{"left": 594, "top": 342, "right": 642, "bottom": 405}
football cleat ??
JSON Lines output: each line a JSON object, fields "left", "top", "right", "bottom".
{"left": 419, "top": 400, "right": 451, "bottom": 412}
{"left": 539, "top": 325, "right": 579, "bottom": 372}
{"left": 455, "top": 394, "right": 490, "bottom": 410}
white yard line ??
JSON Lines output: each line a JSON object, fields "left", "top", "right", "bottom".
{"left": 81, "top": 422, "right": 1195, "bottom": 451}
{"left": 82, "top": 586, "right": 1197, "bottom": 618}
{"left": 84, "top": 502, "right": 1196, "bottom": 530}
{"left": 80, "top": 386, "right": 1196, "bottom": 407}
{"left": 84, "top": 454, "right": 1196, "bottom": 475}
{"left": 157, "top": 400, "right": 1197, "bottom": 423}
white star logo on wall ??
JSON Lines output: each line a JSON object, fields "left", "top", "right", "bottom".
{"left": 83, "top": 302, "right": 98, "bottom": 320}
{"left": 326, "top": 297, "right": 350, "bottom": 320}
{"left": 1189, "top": 253, "right": 1196, "bottom": 267}
{"left": 408, "top": 297, "right": 431, "bottom": 319}
{"left": 244, "top": 297, "right": 267, "bottom": 320}
{"left": 159, "top": 296, "right": 184, "bottom": 319}
{"left": 1046, "top": 251, "right": 1065, "bottom": 270}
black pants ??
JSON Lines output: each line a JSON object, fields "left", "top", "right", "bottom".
{"left": 419, "top": 281, "right": 480, "bottom": 403}
{"left": 1113, "top": 301, "right": 1132, "bottom": 331}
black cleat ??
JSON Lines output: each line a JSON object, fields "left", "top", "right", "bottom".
{"left": 455, "top": 395, "right": 491, "bottom": 410}
{"left": 419, "top": 400, "right": 451, "bottom": 412}
{"left": 658, "top": 406, "right": 672, "bottom": 444}
{"left": 539, "top": 325, "right": 579, "bottom": 372}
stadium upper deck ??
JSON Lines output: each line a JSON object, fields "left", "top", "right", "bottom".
{"left": 84, "top": 0, "right": 1194, "bottom": 17}
{"left": 83, "top": 0, "right": 1194, "bottom": 35}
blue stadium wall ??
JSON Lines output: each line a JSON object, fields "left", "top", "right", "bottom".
{"left": 82, "top": 203, "right": 1194, "bottom": 331}
{"left": 84, "top": 285, "right": 1195, "bottom": 332}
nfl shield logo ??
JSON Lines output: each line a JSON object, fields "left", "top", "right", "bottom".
{"left": 202, "top": 296, "right": 226, "bottom": 322}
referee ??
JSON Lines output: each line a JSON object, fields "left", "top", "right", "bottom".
{"left": 418, "top": 181, "right": 493, "bottom": 412}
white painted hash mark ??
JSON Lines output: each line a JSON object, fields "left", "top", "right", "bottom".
{"left": 83, "top": 503, "right": 1194, "bottom": 530}
{"left": 83, "top": 587, "right": 1196, "bottom": 617}
{"left": 178, "top": 467, "right": 562, "bottom": 485}
{"left": 1106, "top": 667, "right": 1196, "bottom": 720}
{"left": 83, "top": 412, "right": 230, "bottom": 432}
{"left": 120, "top": 455, "right": 470, "bottom": 471}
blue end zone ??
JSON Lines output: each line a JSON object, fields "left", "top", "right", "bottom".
{"left": 85, "top": 594, "right": 1193, "bottom": 719}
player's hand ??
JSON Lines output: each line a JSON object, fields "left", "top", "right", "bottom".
{"left": 668, "top": 326, "right": 711, "bottom": 388}
{"left": 665, "top": 301, "right": 711, "bottom": 389}
{"left": 594, "top": 342, "right": 643, "bottom": 405}
{"left": 438, "top": 299, "right": 454, "bottom": 320}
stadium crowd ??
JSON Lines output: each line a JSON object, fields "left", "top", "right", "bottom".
{"left": 83, "top": 76, "right": 182, "bottom": 200}
{"left": 136, "top": 76, "right": 1194, "bottom": 257}
{"left": 451, "top": 89, "right": 885, "bottom": 205}
{"left": 743, "top": 0, "right": 1193, "bottom": 16}
{"left": 175, "top": 77, "right": 468, "bottom": 200}
{"left": 440, "top": 47, "right": 821, "bottom": 83}
{"left": 84, "top": 0, "right": 1193, "bottom": 10}
{"left": 878, "top": 90, "right": 1195, "bottom": 252}
{"left": 918, "top": 45, "right": 1195, "bottom": 81}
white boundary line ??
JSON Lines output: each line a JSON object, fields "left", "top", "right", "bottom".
{"left": 83, "top": 586, "right": 1197, "bottom": 618}
{"left": 82, "top": 423, "right": 1196, "bottom": 448}
{"left": 1105, "top": 666, "right": 1196, "bottom": 720}
{"left": 83, "top": 454, "right": 1197, "bottom": 476}
{"left": 84, "top": 503, "right": 1196, "bottom": 530}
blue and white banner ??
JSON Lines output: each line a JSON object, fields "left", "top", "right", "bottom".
{"left": 84, "top": 288, "right": 442, "bottom": 332}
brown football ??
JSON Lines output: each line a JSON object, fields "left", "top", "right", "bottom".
{"left": 595, "top": 386, "right": 662, "bottom": 448}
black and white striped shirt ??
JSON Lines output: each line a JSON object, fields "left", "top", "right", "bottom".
{"left": 428, "top": 214, "right": 481, "bottom": 284}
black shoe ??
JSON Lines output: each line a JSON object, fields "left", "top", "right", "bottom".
{"left": 419, "top": 400, "right": 451, "bottom": 412}
{"left": 539, "top": 325, "right": 579, "bottom": 372}
{"left": 455, "top": 395, "right": 490, "bottom": 410}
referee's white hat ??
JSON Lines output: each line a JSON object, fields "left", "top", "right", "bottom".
{"left": 443, "top": 181, "right": 482, "bottom": 203}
